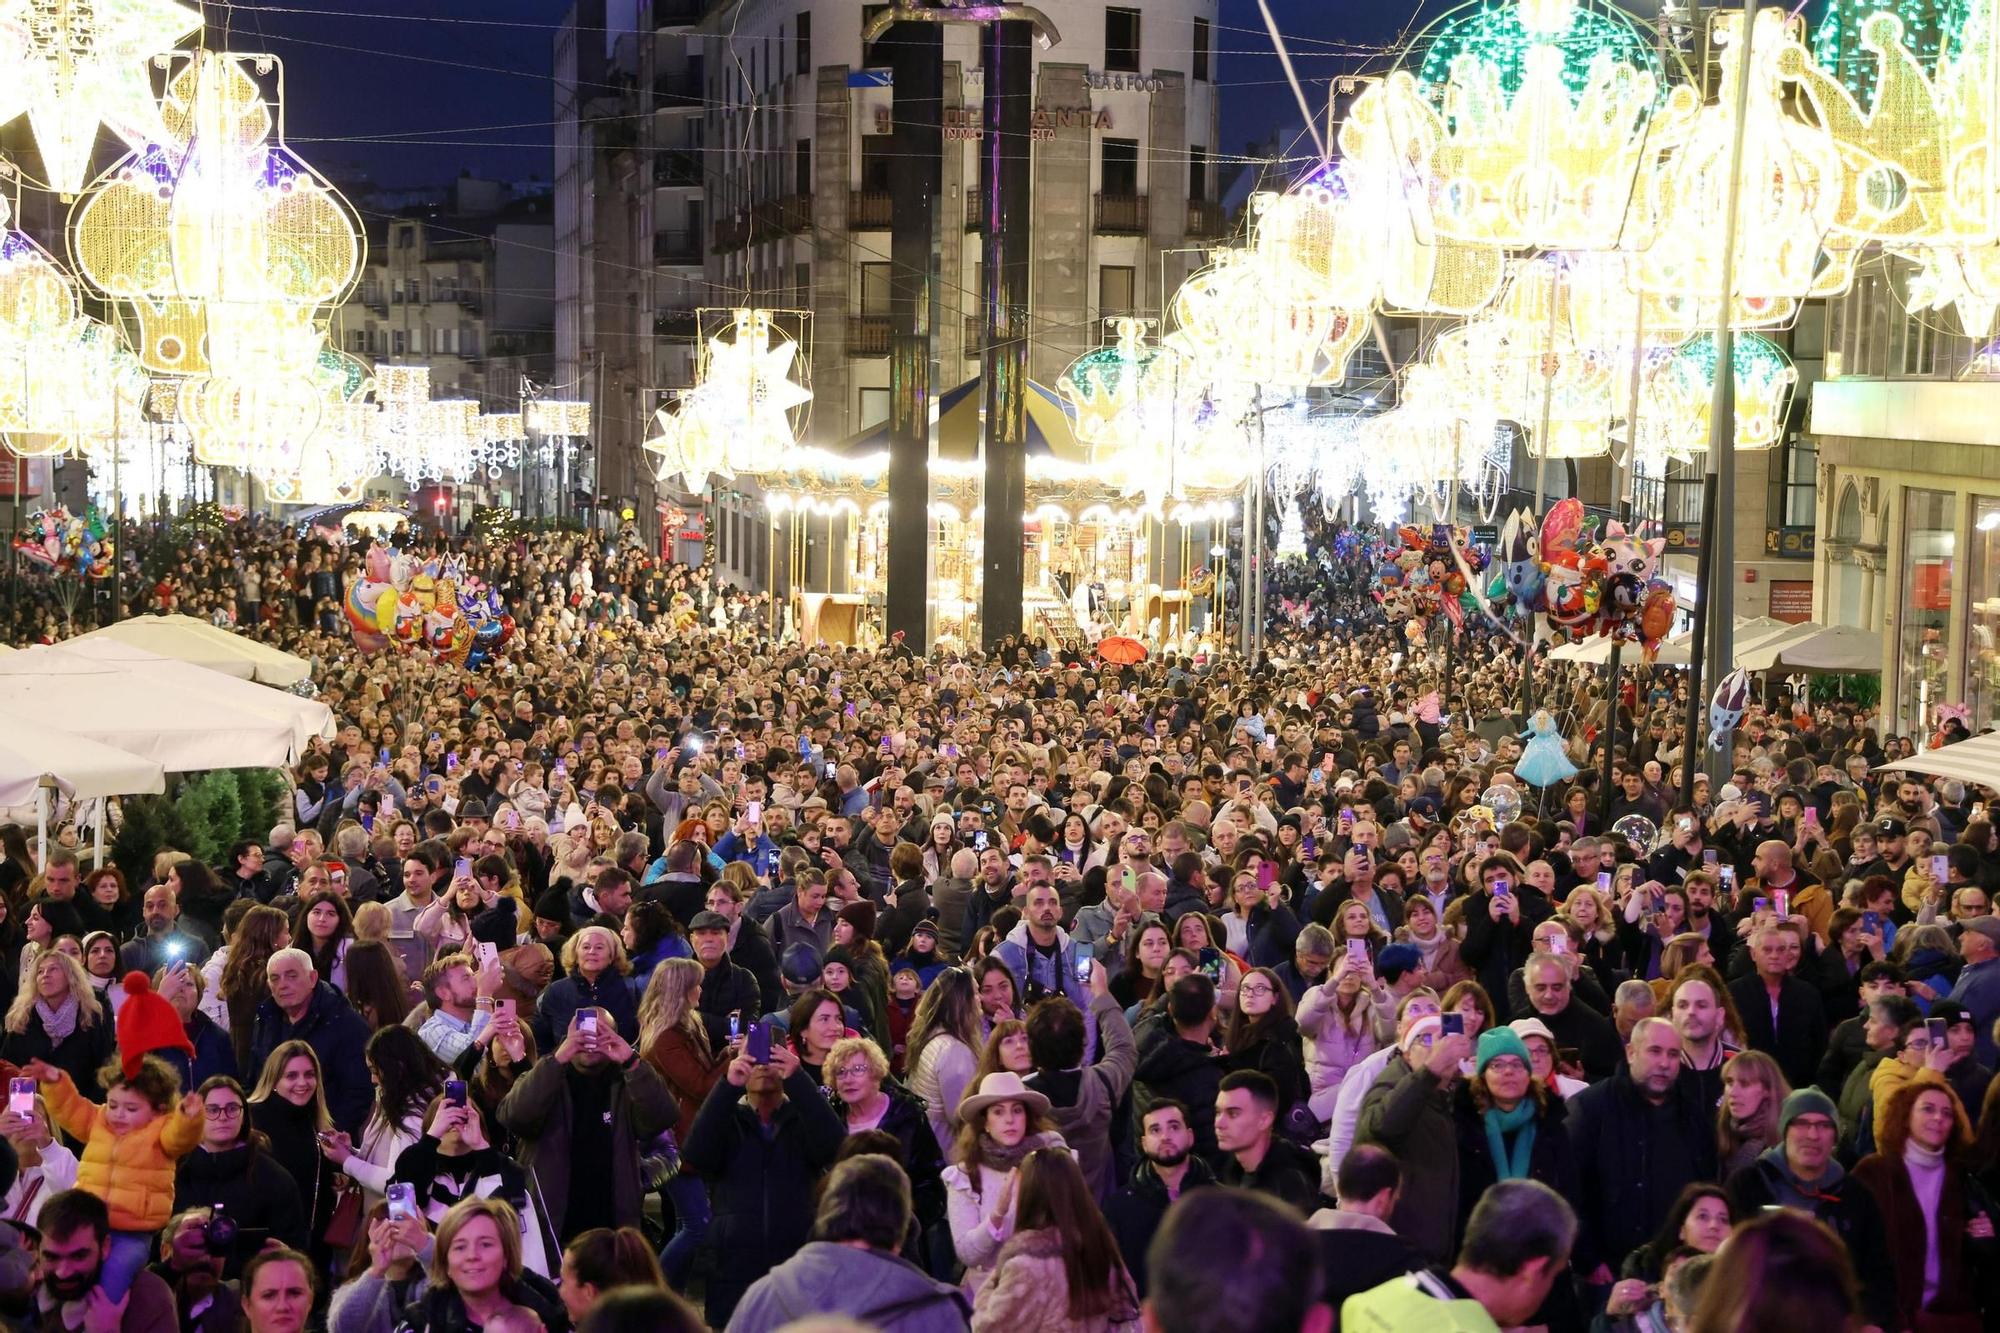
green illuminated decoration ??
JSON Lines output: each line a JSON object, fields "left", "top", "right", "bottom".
{"left": 1413, "top": 0, "right": 1662, "bottom": 103}
{"left": 1814, "top": 0, "right": 1964, "bottom": 109}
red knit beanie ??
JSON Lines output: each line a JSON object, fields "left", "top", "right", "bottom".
{"left": 115, "top": 971, "right": 194, "bottom": 1080}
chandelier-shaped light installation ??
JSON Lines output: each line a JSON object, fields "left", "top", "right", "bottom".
{"left": 646, "top": 309, "right": 811, "bottom": 493}
{"left": 1635, "top": 332, "right": 1799, "bottom": 466}
{"left": 0, "top": 0, "right": 203, "bottom": 195}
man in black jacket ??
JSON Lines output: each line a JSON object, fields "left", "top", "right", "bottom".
{"left": 1728, "top": 924, "right": 1829, "bottom": 1092}
{"left": 689, "top": 912, "right": 762, "bottom": 1048}
{"left": 1214, "top": 1071, "right": 1320, "bottom": 1214}
{"left": 1518, "top": 953, "right": 1622, "bottom": 1081}
{"left": 1105, "top": 1099, "right": 1216, "bottom": 1296}
{"left": 1458, "top": 857, "right": 1552, "bottom": 1023}
{"left": 1566, "top": 1017, "right": 1718, "bottom": 1297}
{"left": 1133, "top": 974, "right": 1226, "bottom": 1163}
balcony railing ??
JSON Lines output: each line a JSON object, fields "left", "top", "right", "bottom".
{"left": 655, "top": 230, "right": 701, "bottom": 264}
{"left": 1095, "top": 192, "right": 1148, "bottom": 234}
{"left": 1186, "top": 199, "right": 1227, "bottom": 239}
{"left": 847, "top": 314, "right": 892, "bottom": 357}
{"left": 850, "top": 190, "right": 895, "bottom": 229}
{"left": 653, "top": 150, "right": 702, "bottom": 187}
{"left": 750, "top": 192, "right": 813, "bottom": 241}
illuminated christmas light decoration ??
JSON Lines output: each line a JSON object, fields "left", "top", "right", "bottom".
{"left": 1334, "top": 82, "right": 1508, "bottom": 316}
{"left": 645, "top": 309, "right": 810, "bottom": 492}
{"left": 1394, "top": 0, "right": 1666, "bottom": 251}
{"left": 1637, "top": 332, "right": 1798, "bottom": 461}
{"left": 0, "top": 196, "right": 80, "bottom": 343}
{"left": 0, "top": 317, "right": 148, "bottom": 458}
{"left": 0, "top": 0, "right": 203, "bottom": 195}
{"left": 1814, "top": 0, "right": 1957, "bottom": 111}
{"left": 1433, "top": 256, "right": 1621, "bottom": 459}
{"left": 524, "top": 399, "right": 591, "bottom": 437}
{"left": 1358, "top": 366, "right": 1500, "bottom": 517}
{"left": 1629, "top": 10, "right": 1846, "bottom": 316}
{"left": 1166, "top": 246, "right": 1369, "bottom": 388}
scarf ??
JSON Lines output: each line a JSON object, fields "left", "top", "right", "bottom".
{"left": 1483, "top": 1100, "right": 1537, "bottom": 1181}
{"left": 980, "top": 1128, "right": 1065, "bottom": 1175}
{"left": 35, "top": 997, "right": 77, "bottom": 1045}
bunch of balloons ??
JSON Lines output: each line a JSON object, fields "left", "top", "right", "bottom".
{"left": 344, "top": 546, "right": 513, "bottom": 668}
{"left": 1485, "top": 499, "right": 1678, "bottom": 659}
{"left": 13, "top": 506, "right": 111, "bottom": 579}
{"left": 1370, "top": 523, "right": 1488, "bottom": 648}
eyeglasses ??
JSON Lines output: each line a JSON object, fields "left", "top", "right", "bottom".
{"left": 1238, "top": 984, "right": 1276, "bottom": 998}
{"left": 832, "top": 1065, "right": 874, "bottom": 1080}
{"left": 204, "top": 1104, "right": 243, "bottom": 1120}
{"left": 1483, "top": 1057, "right": 1529, "bottom": 1074}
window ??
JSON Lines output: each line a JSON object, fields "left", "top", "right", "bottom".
{"left": 391, "top": 278, "right": 404, "bottom": 303}
{"left": 796, "top": 11, "right": 811, "bottom": 74}
{"left": 1099, "top": 265, "right": 1136, "bottom": 318}
{"left": 859, "top": 387, "right": 891, "bottom": 430}
{"left": 397, "top": 226, "right": 415, "bottom": 249}
{"left": 687, "top": 199, "right": 704, "bottom": 243}
{"left": 1662, "top": 457, "right": 1703, "bottom": 526}
{"left": 1100, "top": 137, "right": 1139, "bottom": 195}
{"left": 410, "top": 328, "right": 425, "bottom": 354}
{"left": 1772, "top": 433, "right": 1816, "bottom": 529}
{"left": 860, "top": 262, "right": 893, "bottom": 315}
{"left": 796, "top": 138, "right": 811, "bottom": 196}
{"left": 349, "top": 331, "right": 364, "bottom": 351}
{"left": 1193, "top": 17, "right": 1211, "bottom": 81}
{"left": 795, "top": 261, "right": 811, "bottom": 307}
{"left": 860, "top": 134, "right": 895, "bottom": 192}
{"left": 1189, "top": 145, "right": 1208, "bottom": 201}
{"left": 362, "top": 279, "right": 380, "bottom": 306}
{"left": 462, "top": 327, "right": 479, "bottom": 356}
{"left": 392, "top": 330, "right": 407, "bottom": 355}
{"left": 1106, "top": 8, "right": 1141, "bottom": 72}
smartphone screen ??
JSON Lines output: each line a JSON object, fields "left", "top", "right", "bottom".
{"left": 8, "top": 1078, "right": 32, "bottom": 1116}
{"left": 746, "top": 800, "right": 763, "bottom": 825}
{"left": 1596, "top": 871, "right": 1612, "bottom": 892}
{"left": 1934, "top": 854, "right": 1951, "bottom": 881}
{"left": 579, "top": 1012, "right": 598, "bottom": 1039}
{"left": 1773, "top": 889, "right": 1790, "bottom": 919}
{"left": 1493, "top": 877, "right": 1511, "bottom": 898}
{"left": 728, "top": 1011, "right": 743, "bottom": 1043}
{"left": 1074, "top": 941, "right": 1094, "bottom": 986}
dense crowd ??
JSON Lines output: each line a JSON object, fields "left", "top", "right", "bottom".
{"left": 0, "top": 509, "right": 1982, "bottom": 1333}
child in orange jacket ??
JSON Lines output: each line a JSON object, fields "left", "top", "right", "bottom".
{"left": 25, "top": 969, "right": 202, "bottom": 1302}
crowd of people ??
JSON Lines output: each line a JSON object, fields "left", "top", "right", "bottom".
{"left": 0, "top": 506, "right": 1982, "bottom": 1333}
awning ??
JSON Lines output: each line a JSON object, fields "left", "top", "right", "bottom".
{"left": 0, "top": 708, "right": 165, "bottom": 806}
{"left": 1733, "top": 621, "right": 1827, "bottom": 671}
{"left": 0, "top": 650, "right": 300, "bottom": 771}
{"left": 1770, "top": 624, "right": 1883, "bottom": 673}
{"left": 1877, "top": 733, "right": 2000, "bottom": 790}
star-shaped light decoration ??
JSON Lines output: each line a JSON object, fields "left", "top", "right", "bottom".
{"left": 645, "top": 309, "right": 811, "bottom": 492}
{"left": 0, "top": 0, "right": 203, "bottom": 195}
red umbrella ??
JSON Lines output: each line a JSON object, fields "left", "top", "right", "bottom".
{"left": 1096, "top": 635, "right": 1147, "bottom": 666}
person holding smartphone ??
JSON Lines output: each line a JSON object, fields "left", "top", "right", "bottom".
{"left": 1460, "top": 857, "right": 1553, "bottom": 1023}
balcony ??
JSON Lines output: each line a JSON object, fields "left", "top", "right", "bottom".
{"left": 456, "top": 292, "right": 484, "bottom": 314}
{"left": 654, "top": 71, "right": 703, "bottom": 111}
{"left": 655, "top": 230, "right": 701, "bottom": 265}
{"left": 655, "top": 308, "right": 700, "bottom": 338}
{"left": 653, "top": 149, "right": 702, "bottom": 188}
{"left": 847, "top": 314, "right": 891, "bottom": 357}
{"left": 1186, "top": 199, "right": 1227, "bottom": 239}
{"left": 711, "top": 212, "right": 749, "bottom": 252}
{"left": 1094, "top": 192, "right": 1149, "bottom": 235}
{"left": 750, "top": 192, "right": 813, "bottom": 241}
{"left": 850, "top": 189, "right": 894, "bottom": 229}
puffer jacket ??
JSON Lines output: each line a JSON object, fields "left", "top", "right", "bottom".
{"left": 1295, "top": 984, "right": 1384, "bottom": 1120}
{"left": 393, "top": 1268, "right": 569, "bottom": 1333}
{"left": 45, "top": 1070, "right": 201, "bottom": 1232}
{"left": 970, "top": 1226, "right": 1140, "bottom": 1333}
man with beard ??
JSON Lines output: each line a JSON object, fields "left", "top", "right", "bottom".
{"left": 147, "top": 1211, "right": 242, "bottom": 1333}
{"left": 1104, "top": 1099, "right": 1214, "bottom": 1296}
{"left": 34, "top": 1189, "right": 177, "bottom": 1333}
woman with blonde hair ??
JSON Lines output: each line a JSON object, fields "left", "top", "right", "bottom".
{"left": 0, "top": 948, "right": 112, "bottom": 1097}
{"left": 531, "top": 922, "right": 637, "bottom": 1048}
{"left": 1717, "top": 1049, "right": 1789, "bottom": 1176}
{"left": 394, "top": 1196, "right": 565, "bottom": 1333}
{"left": 248, "top": 1041, "right": 335, "bottom": 1259}
{"left": 1649, "top": 933, "right": 1716, "bottom": 1006}
{"left": 636, "top": 957, "right": 722, "bottom": 1289}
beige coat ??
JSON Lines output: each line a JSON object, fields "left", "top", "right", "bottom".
{"left": 970, "top": 1227, "right": 1140, "bottom": 1333}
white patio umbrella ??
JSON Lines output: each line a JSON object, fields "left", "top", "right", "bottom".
{"left": 1876, "top": 733, "right": 2000, "bottom": 791}
{"left": 1771, "top": 624, "right": 1883, "bottom": 673}
{"left": 69, "top": 613, "right": 311, "bottom": 686}
{"left": 38, "top": 640, "right": 334, "bottom": 757}
{"left": 0, "top": 707, "right": 166, "bottom": 866}
{"left": 0, "top": 651, "right": 297, "bottom": 771}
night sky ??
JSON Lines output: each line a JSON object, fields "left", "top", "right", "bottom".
{"left": 240, "top": 0, "right": 1434, "bottom": 192}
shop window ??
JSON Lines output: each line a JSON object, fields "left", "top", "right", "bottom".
{"left": 1968, "top": 497, "right": 2000, "bottom": 730}
{"left": 1897, "top": 487, "right": 1956, "bottom": 736}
